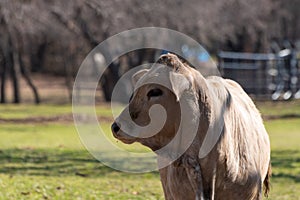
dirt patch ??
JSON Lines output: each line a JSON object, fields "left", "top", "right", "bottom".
{"left": 4, "top": 73, "right": 104, "bottom": 104}
{"left": 1, "top": 113, "right": 299, "bottom": 125}
{"left": 262, "top": 114, "right": 300, "bottom": 121}
{"left": 0, "top": 115, "right": 73, "bottom": 124}
{"left": 0, "top": 114, "right": 113, "bottom": 124}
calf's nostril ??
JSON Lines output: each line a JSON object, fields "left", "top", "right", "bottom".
{"left": 111, "top": 122, "right": 120, "bottom": 133}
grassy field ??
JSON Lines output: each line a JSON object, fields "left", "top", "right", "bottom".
{"left": 0, "top": 102, "right": 299, "bottom": 199}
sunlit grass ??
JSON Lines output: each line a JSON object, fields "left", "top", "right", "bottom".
{"left": 0, "top": 102, "right": 299, "bottom": 199}
{"left": 0, "top": 103, "right": 121, "bottom": 119}
{"left": 0, "top": 104, "right": 72, "bottom": 119}
{"left": 256, "top": 100, "right": 300, "bottom": 117}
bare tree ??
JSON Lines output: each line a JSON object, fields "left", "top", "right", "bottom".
{"left": 0, "top": 1, "right": 40, "bottom": 104}
{"left": 1, "top": 0, "right": 299, "bottom": 103}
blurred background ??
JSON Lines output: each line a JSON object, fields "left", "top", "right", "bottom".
{"left": 0, "top": 0, "right": 299, "bottom": 199}
{"left": 0, "top": 0, "right": 299, "bottom": 103}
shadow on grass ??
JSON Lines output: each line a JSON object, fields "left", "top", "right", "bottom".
{"left": 0, "top": 148, "right": 159, "bottom": 177}
{"left": 271, "top": 149, "right": 300, "bottom": 183}
{"left": 4, "top": 147, "right": 298, "bottom": 182}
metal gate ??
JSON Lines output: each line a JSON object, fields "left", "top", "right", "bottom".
{"left": 217, "top": 49, "right": 300, "bottom": 100}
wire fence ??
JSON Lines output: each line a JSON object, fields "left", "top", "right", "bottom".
{"left": 217, "top": 47, "right": 300, "bottom": 100}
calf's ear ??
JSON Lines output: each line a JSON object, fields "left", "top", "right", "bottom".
{"left": 132, "top": 69, "right": 149, "bottom": 86}
{"left": 169, "top": 72, "right": 190, "bottom": 101}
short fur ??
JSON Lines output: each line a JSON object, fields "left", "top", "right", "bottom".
{"left": 112, "top": 53, "right": 271, "bottom": 200}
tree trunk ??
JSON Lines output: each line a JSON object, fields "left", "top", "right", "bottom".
{"left": 0, "top": 54, "right": 6, "bottom": 103}
{"left": 64, "top": 61, "right": 73, "bottom": 102}
{"left": 31, "top": 41, "right": 47, "bottom": 72}
{"left": 19, "top": 53, "right": 40, "bottom": 104}
{"left": 11, "top": 50, "right": 20, "bottom": 103}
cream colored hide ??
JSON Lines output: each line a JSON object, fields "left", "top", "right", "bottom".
{"left": 111, "top": 54, "right": 271, "bottom": 200}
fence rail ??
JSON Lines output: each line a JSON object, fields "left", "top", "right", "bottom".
{"left": 217, "top": 50, "right": 300, "bottom": 100}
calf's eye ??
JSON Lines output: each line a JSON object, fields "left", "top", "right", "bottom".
{"left": 147, "top": 88, "right": 163, "bottom": 99}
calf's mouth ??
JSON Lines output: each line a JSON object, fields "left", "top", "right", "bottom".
{"left": 111, "top": 122, "right": 136, "bottom": 144}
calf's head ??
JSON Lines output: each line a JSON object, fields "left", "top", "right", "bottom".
{"left": 111, "top": 54, "right": 201, "bottom": 152}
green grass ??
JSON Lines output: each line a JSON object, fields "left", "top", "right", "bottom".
{"left": 0, "top": 148, "right": 162, "bottom": 200}
{"left": 0, "top": 104, "right": 161, "bottom": 200}
{"left": 0, "top": 104, "right": 117, "bottom": 119}
{"left": 0, "top": 104, "right": 73, "bottom": 119}
{"left": 256, "top": 100, "right": 300, "bottom": 117}
{"left": 264, "top": 118, "right": 300, "bottom": 200}
{"left": 0, "top": 102, "right": 299, "bottom": 199}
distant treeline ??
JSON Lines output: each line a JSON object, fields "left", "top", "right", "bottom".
{"left": 0, "top": 0, "right": 299, "bottom": 103}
